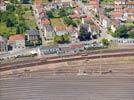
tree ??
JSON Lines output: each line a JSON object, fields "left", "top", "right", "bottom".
{"left": 54, "top": 34, "right": 70, "bottom": 43}
{"left": 78, "top": 33, "right": 91, "bottom": 41}
{"left": 9, "top": 0, "right": 19, "bottom": 3}
{"left": 6, "top": 4, "right": 16, "bottom": 12}
{"left": 63, "top": 17, "right": 77, "bottom": 27}
{"left": 71, "top": 21, "right": 77, "bottom": 27}
{"left": 16, "top": 26, "right": 21, "bottom": 34}
{"left": 101, "top": 38, "right": 109, "bottom": 46}
{"left": 112, "top": 25, "right": 128, "bottom": 38}
{"left": 0, "top": 11, "right": 9, "bottom": 22}
{"left": 63, "top": 17, "right": 71, "bottom": 25}
{"left": 66, "top": 7, "right": 73, "bottom": 15}
{"left": 111, "top": 31, "right": 117, "bottom": 37}
{"left": 116, "top": 25, "right": 128, "bottom": 38}
{"left": 75, "top": 20, "right": 81, "bottom": 25}
{"left": 48, "top": 0, "right": 53, "bottom": 2}
{"left": 6, "top": 18, "right": 14, "bottom": 27}
{"left": 21, "top": 0, "right": 31, "bottom": 4}
{"left": 104, "top": 8, "right": 114, "bottom": 13}
{"left": 79, "top": 28, "right": 85, "bottom": 34}
{"left": 46, "top": 11, "right": 53, "bottom": 18}
{"left": 2, "top": 32, "right": 10, "bottom": 39}
{"left": 20, "top": 20, "right": 29, "bottom": 30}
{"left": 36, "top": 26, "right": 39, "bottom": 30}
{"left": 128, "top": 31, "right": 134, "bottom": 39}
{"left": 100, "top": 0, "right": 115, "bottom": 4}
{"left": 78, "top": 26, "right": 91, "bottom": 41}
{"left": 54, "top": 35, "right": 63, "bottom": 43}
{"left": 63, "top": 34, "right": 70, "bottom": 42}
{"left": 95, "top": 14, "right": 99, "bottom": 20}
{"left": 59, "top": 9, "right": 66, "bottom": 17}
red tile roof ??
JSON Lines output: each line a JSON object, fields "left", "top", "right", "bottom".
{"left": 111, "top": 19, "right": 120, "bottom": 27}
{"left": 126, "top": 1, "right": 134, "bottom": 5}
{"left": 41, "top": 19, "right": 50, "bottom": 25}
{"left": 39, "top": 11, "right": 44, "bottom": 15}
{"left": 84, "top": 16, "right": 91, "bottom": 21}
{"left": 69, "top": 44, "right": 84, "bottom": 49}
{"left": 90, "top": 0, "right": 99, "bottom": 4}
{"left": 89, "top": 0, "right": 99, "bottom": 8}
{"left": 111, "top": 12, "right": 123, "bottom": 18}
{"left": 34, "top": 0, "right": 42, "bottom": 5}
{"left": 69, "top": 14, "right": 80, "bottom": 19}
{"left": 125, "top": 8, "right": 134, "bottom": 13}
{"left": 67, "top": 25, "right": 76, "bottom": 32}
{"left": 55, "top": 25, "right": 67, "bottom": 31}
{"left": 8, "top": 34, "right": 25, "bottom": 42}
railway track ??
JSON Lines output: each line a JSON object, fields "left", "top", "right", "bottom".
{"left": 1, "top": 50, "right": 134, "bottom": 72}
{"left": 1, "top": 48, "right": 134, "bottom": 66}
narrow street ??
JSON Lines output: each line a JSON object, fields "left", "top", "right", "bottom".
{"left": 32, "top": 5, "right": 46, "bottom": 46}
{"left": 76, "top": 1, "right": 113, "bottom": 39}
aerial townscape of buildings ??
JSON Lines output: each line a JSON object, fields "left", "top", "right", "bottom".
{"left": 1, "top": 1, "right": 134, "bottom": 100}
{"left": 0, "top": 0, "right": 134, "bottom": 59}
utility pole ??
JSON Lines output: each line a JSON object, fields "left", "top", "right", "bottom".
{"left": 78, "top": 58, "right": 88, "bottom": 75}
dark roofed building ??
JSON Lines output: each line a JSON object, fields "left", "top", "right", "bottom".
{"left": 39, "top": 45, "right": 60, "bottom": 54}
{"left": 80, "top": 24, "right": 91, "bottom": 33}
{"left": 26, "top": 28, "right": 41, "bottom": 46}
{"left": 43, "top": 25, "right": 55, "bottom": 40}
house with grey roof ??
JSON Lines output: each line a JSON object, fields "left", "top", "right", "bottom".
{"left": 39, "top": 45, "right": 60, "bottom": 55}
{"left": 43, "top": 25, "right": 55, "bottom": 40}
{"left": 62, "top": 2, "right": 72, "bottom": 8}
{"left": 26, "top": 28, "right": 41, "bottom": 46}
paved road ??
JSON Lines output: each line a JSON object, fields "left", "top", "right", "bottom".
{"left": 77, "top": 1, "right": 113, "bottom": 40}
{"left": 0, "top": 74, "right": 134, "bottom": 100}
{"left": 32, "top": 5, "right": 46, "bottom": 46}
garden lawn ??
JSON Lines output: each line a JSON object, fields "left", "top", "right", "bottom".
{"left": 22, "top": 6, "right": 37, "bottom": 28}
{"left": 125, "top": 22, "right": 134, "bottom": 27}
{"left": 50, "top": 18, "right": 65, "bottom": 27}
{"left": 25, "top": 20, "right": 37, "bottom": 28}
{"left": 23, "top": 11, "right": 33, "bottom": 19}
{"left": 42, "top": 0, "right": 48, "bottom": 3}
{"left": 0, "top": 4, "right": 37, "bottom": 37}
{"left": 53, "top": 10, "right": 60, "bottom": 18}
{"left": 0, "top": 23, "right": 16, "bottom": 35}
